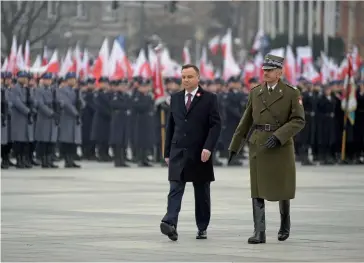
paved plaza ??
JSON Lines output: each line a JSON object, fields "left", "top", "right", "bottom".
{"left": 1, "top": 162, "right": 364, "bottom": 262}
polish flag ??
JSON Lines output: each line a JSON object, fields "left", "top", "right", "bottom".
{"left": 24, "top": 40, "right": 30, "bottom": 67}
{"left": 148, "top": 45, "right": 158, "bottom": 73}
{"left": 7, "top": 35, "right": 17, "bottom": 73}
{"left": 222, "top": 29, "right": 241, "bottom": 80}
{"left": 302, "top": 62, "right": 320, "bottom": 84}
{"left": 243, "top": 60, "right": 255, "bottom": 87}
{"left": 296, "top": 46, "right": 313, "bottom": 75}
{"left": 1, "top": 57, "right": 8, "bottom": 72}
{"left": 79, "top": 49, "right": 90, "bottom": 79}
{"left": 32, "top": 55, "right": 42, "bottom": 69}
{"left": 44, "top": 50, "right": 60, "bottom": 74}
{"left": 182, "top": 45, "right": 191, "bottom": 64}
{"left": 59, "top": 49, "right": 74, "bottom": 77}
{"left": 108, "top": 40, "right": 126, "bottom": 80}
{"left": 284, "top": 45, "right": 296, "bottom": 85}
{"left": 208, "top": 35, "right": 220, "bottom": 55}
{"left": 74, "top": 43, "right": 83, "bottom": 78}
{"left": 199, "top": 46, "right": 213, "bottom": 79}
{"left": 251, "top": 29, "right": 265, "bottom": 53}
{"left": 16, "top": 44, "right": 26, "bottom": 72}
{"left": 133, "top": 49, "right": 152, "bottom": 78}
{"left": 42, "top": 46, "right": 49, "bottom": 66}
{"left": 93, "top": 38, "right": 110, "bottom": 82}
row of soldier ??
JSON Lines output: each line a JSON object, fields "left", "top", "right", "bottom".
{"left": 1, "top": 70, "right": 364, "bottom": 169}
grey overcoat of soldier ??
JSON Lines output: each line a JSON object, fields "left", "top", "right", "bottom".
{"left": 35, "top": 85, "right": 60, "bottom": 143}
{"left": 58, "top": 86, "right": 84, "bottom": 144}
{"left": 10, "top": 84, "right": 35, "bottom": 142}
{"left": 1, "top": 87, "right": 11, "bottom": 145}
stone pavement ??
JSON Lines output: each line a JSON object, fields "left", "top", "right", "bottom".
{"left": 1, "top": 163, "right": 364, "bottom": 262}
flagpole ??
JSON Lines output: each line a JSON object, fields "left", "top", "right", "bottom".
{"left": 340, "top": 52, "right": 352, "bottom": 161}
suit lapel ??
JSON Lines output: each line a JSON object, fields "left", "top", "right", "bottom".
{"left": 178, "top": 90, "right": 187, "bottom": 115}
{"left": 186, "top": 86, "right": 204, "bottom": 115}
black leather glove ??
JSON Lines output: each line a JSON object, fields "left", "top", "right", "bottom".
{"left": 228, "top": 151, "right": 236, "bottom": 164}
{"left": 264, "top": 135, "right": 280, "bottom": 149}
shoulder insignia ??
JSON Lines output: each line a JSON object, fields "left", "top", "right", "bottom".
{"left": 286, "top": 84, "right": 297, "bottom": 90}
{"left": 251, "top": 84, "right": 261, "bottom": 90}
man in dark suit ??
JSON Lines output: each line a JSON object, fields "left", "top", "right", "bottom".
{"left": 160, "top": 64, "right": 221, "bottom": 241}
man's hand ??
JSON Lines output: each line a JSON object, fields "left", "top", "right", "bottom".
{"left": 228, "top": 151, "right": 236, "bottom": 164}
{"left": 164, "top": 158, "right": 169, "bottom": 165}
{"left": 264, "top": 135, "right": 280, "bottom": 149}
{"left": 201, "top": 149, "right": 211, "bottom": 162}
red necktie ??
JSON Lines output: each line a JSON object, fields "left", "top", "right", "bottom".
{"left": 186, "top": 93, "right": 192, "bottom": 110}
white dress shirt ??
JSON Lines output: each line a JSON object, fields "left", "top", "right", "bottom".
{"left": 185, "top": 87, "right": 199, "bottom": 104}
{"left": 267, "top": 83, "right": 278, "bottom": 91}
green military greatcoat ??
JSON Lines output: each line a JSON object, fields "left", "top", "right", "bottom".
{"left": 229, "top": 80, "right": 305, "bottom": 201}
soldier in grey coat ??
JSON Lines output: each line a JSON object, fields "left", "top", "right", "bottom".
{"left": 109, "top": 79, "right": 131, "bottom": 167}
{"left": 35, "top": 72, "right": 60, "bottom": 168}
{"left": 10, "top": 71, "right": 36, "bottom": 169}
{"left": 58, "top": 72, "right": 85, "bottom": 168}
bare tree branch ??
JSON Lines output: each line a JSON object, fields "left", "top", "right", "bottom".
{"left": 30, "top": 2, "right": 62, "bottom": 46}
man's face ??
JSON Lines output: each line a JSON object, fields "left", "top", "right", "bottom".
{"left": 68, "top": 78, "right": 76, "bottom": 87}
{"left": 182, "top": 67, "right": 199, "bottom": 90}
{"left": 43, "top": 79, "right": 52, "bottom": 86}
{"left": 263, "top": 68, "right": 281, "bottom": 83}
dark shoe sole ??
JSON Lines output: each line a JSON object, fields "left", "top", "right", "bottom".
{"left": 248, "top": 239, "right": 266, "bottom": 244}
{"left": 196, "top": 235, "right": 207, "bottom": 240}
{"left": 160, "top": 222, "right": 178, "bottom": 241}
{"left": 278, "top": 234, "right": 289, "bottom": 241}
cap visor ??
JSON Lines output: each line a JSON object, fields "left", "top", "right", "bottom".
{"left": 262, "top": 66, "right": 277, "bottom": 70}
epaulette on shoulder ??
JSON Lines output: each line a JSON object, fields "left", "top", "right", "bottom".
{"left": 251, "top": 84, "right": 261, "bottom": 90}
{"left": 286, "top": 84, "right": 297, "bottom": 90}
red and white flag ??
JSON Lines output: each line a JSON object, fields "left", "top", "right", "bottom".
{"left": 208, "top": 35, "right": 220, "bottom": 55}
{"left": 182, "top": 45, "right": 191, "bottom": 64}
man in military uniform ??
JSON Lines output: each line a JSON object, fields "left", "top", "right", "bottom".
{"left": 354, "top": 80, "right": 364, "bottom": 163}
{"left": 34, "top": 72, "right": 60, "bottom": 168}
{"left": 225, "top": 76, "right": 244, "bottom": 166}
{"left": 133, "top": 78, "right": 155, "bottom": 167}
{"left": 10, "top": 71, "right": 37, "bottom": 168}
{"left": 91, "top": 77, "right": 112, "bottom": 162}
{"left": 109, "top": 79, "right": 131, "bottom": 167}
{"left": 1, "top": 72, "right": 12, "bottom": 169}
{"left": 58, "top": 72, "right": 84, "bottom": 168}
{"left": 81, "top": 77, "right": 97, "bottom": 160}
{"left": 228, "top": 54, "right": 305, "bottom": 244}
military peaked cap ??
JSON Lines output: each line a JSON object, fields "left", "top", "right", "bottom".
{"left": 65, "top": 72, "right": 77, "bottom": 80}
{"left": 262, "top": 54, "right": 284, "bottom": 70}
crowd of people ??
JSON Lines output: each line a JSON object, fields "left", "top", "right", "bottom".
{"left": 1, "top": 69, "right": 364, "bottom": 170}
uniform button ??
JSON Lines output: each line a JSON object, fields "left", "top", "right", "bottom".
{"left": 184, "top": 119, "right": 187, "bottom": 122}
{"left": 184, "top": 134, "right": 186, "bottom": 136}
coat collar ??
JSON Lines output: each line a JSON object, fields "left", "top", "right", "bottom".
{"left": 258, "top": 80, "right": 284, "bottom": 108}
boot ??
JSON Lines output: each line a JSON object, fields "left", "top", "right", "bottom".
{"left": 16, "top": 155, "right": 25, "bottom": 169}
{"left": 23, "top": 155, "right": 32, "bottom": 168}
{"left": 41, "top": 155, "right": 50, "bottom": 168}
{"left": 47, "top": 155, "right": 58, "bottom": 168}
{"left": 119, "top": 148, "right": 129, "bottom": 167}
{"left": 1, "top": 159, "right": 10, "bottom": 169}
{"left": 278, "top": 200, "right": 290, "bottom": 241}
{"left": 64, "top": 155, "right": 74, "bottom": 168}
{"left": 69, "top": 154, "right": 81, "bottom": 168}
{"left": 248, "top": 198, "right": 266, "bottom": 244}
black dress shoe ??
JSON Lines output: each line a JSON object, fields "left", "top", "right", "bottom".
{"left": 196, "top": 230, "right": 207, "bottom": 239}
{"left": 160, "top": 222, "right": 178, "bottom": 241}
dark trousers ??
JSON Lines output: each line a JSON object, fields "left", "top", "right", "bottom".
{"left": 60, "top": 143, "right": 77, "bottom": 157}
{"left": 1, "top": 143, "right": 12, "bottom": 160}
{"left": 162, "top": 180, "right": 211, "bottom": 231}
{"left": 38, "top": 142, "right": 54, "bottom": 156}
{"left": 13, "top": 142, "right": 26, "bottom": 156}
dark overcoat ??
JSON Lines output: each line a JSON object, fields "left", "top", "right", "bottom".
{"left": 81, "top": 89, "right": 96, "bottom": 143}
{"left": 229, "top": 81, "right": 305, "bottom": 201}
{"left": 109, "top": 91, "right": 131, "bottom": 147}
{"left": 164, "top": 86, "right": 221, "bottom": 182}
{"left": 133, "top": 92, "right": 155, "bottom": 150}
{"left": 317, "top": 95, "right": 337, "bottom": 147}
{"left": 90, "top": 90, "right": 112, "bottom": 144}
